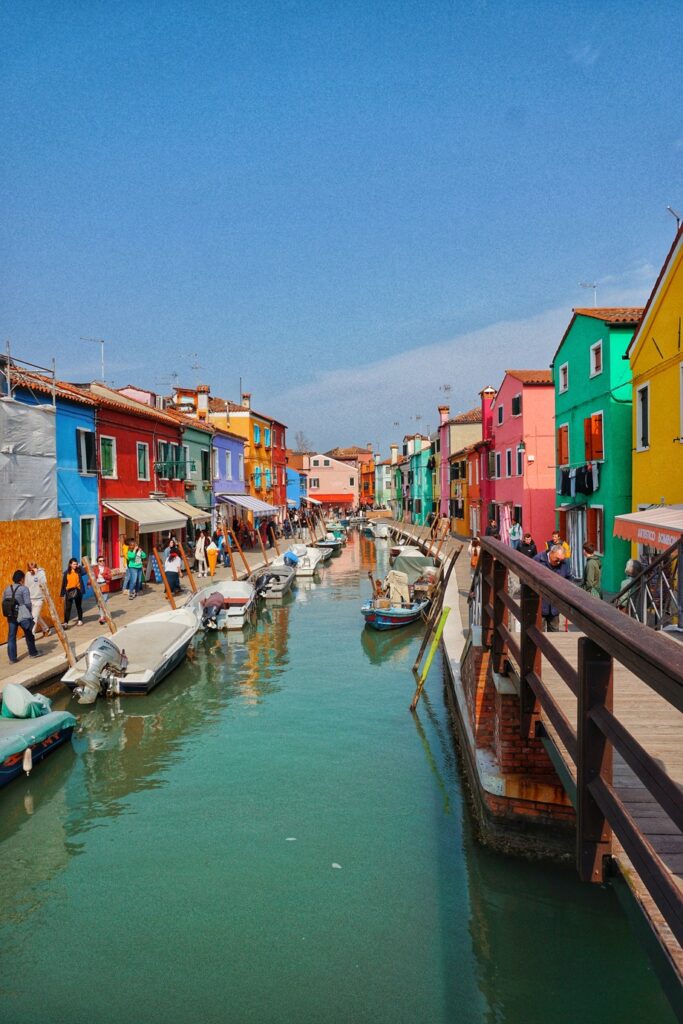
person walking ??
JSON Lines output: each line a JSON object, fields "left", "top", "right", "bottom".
{"left": 485, "top": 517, "right": 498, "bottom": 537}
{"left": 122, "top": 538, "right": 135, "bottom": 593}
{"left": 509, "top": 519, "right": 522, "bottom": 550}
{"left": 3, "top": 570, "right": 41, "bottom": 662}
{"left": 93, "top": 555, "right": 112, "bottom": 624}
{"left": 581, "top": 543, "right": 602, "bottom": 599}
{"left": 25, "top": 562, "right": 51, "bottom": 637}
{"left": 616, "top": 558, "right": 643, "bottom": 611}
{"left": 468, "top": 536, "right": 481, "bottom": 574}
{"left": 533, "top": 545, "right": 571, "bottom": 631}
{"left": 60, "top": 558, "right": 86, "bottom": 627}
{"left": 126, "top": 543, "right": 146, "bottom": 599}
{"left": 519, "top": 532, "right": 538, "bottom": 558}
{"left": 195, "top": 530, "right": 208, "bottom": 577}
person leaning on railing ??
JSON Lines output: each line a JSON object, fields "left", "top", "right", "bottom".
{"left": 533, "top": 544, "right": 571, "bottom": 632}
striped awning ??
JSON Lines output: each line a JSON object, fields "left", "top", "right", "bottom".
{"left": 613, "top": 505, "right": 683, "bottom": 550}
{"left": 215, "top": 493, "right": 279, "bottom": 515}
{"left": 304, "top": 496, "right": 322, "bottom": 505}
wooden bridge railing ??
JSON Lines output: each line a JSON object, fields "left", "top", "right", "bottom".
{"left": 479, "top": 537, "right": 683, "bottom": 949}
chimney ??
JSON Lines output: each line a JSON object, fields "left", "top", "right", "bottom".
{"left": 242, "top": 392, "right": 251, "bottom": 410}
{"left": 390, "top": 443, "right": 398, "bottom": 465}
{"left": 197, "top": 384, "right": 210, "bottom": 420}
{"left": 366, "top": 442, "right": 373, "bottom": 452}
{"left": 480, "top": 386, "right": 496, "bottom": 442}
{"left": 438, "top": 404, "right": 450, "bottom": 425}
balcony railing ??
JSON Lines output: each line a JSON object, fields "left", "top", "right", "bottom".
{"left": 154, "top": 459, "right": 197, "bottom": 480}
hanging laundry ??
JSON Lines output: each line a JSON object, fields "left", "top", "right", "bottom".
{"left": 560, "top": 469, "right": 571, "bottom": 496}
{"left": 591, "top": 461, "right": 600, "bottom": 491}
{"left": 569, "top": 467, "right": 577, "bottom": 498}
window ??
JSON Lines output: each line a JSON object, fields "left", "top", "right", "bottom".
{"left": 497, "top": 404, "right": 504, "bottom": 425}
{"left": 158, "top": 440, "right": 170, "bottom": 479}
{"left": 225, "top": 450, "right": 232, "bottom": 480}
{"left": 137, "top": 442, "right": 149, "bottom": 480}
{"left": 265, "top": 468, "right": 271, "bottom": 488}
{"left": 506, "top": 449, "right": 512, "bottom": 477}
{"left": 323, "top": 459, "right": 330, "bottom": 466}
{"left": 559, "top": 362, "right": 569, "bottom": 393}
{"left": 254, "top": 424, "right": 261, "bottom": 445}
{"left": 212, "top": 448, "right": 219, "bottom": 479}
{"left": 495, "top": 452, "right": 501, "bottom": 479}
{"left": 584, "top": 413, "right": 604, "bottom": 460}
{"left": 587, "top": 506, "right": 604, "bottom": 553}
{"left": 312, "top": 458, "right": 319, "bottom": 466}
{"left": 254, "top": 466, "right": 262, "bottom": 488}
{"left": 349, "top": 476, "right": 355, "bottom": 486}
{"left": 200, "top": 448, "right": 210, "bottom": 481}
{"left": 516, "top": 446, "right": 524, "bottom": 476}
{"left": 170, "top": 443, "right": 183, "bottom": 479}
{"left": 511, "top": 394, "right": 522, "bottom": 416}
{"left": 487, "top": 451, "right": 496, "bottom": 478}
{"left": 556, "top": 424, "right": 569, "bottom": 467}
{"left": 76, "top": 428, "right": 96, "bottom": 475}
{"left": 80, "top": 516, "right": 96, "bottom": 562}
{"left": 636, "top": 383, "right": 649, "bottom": 450}
{"left": 309, "top": 477, "right": 320, "bottom": 488}
{"left": 468, "top": 461, "right": 472, "bottom": 485}
{"left": 264, "top": 428, "right": 271, "bottom": 447}
{"left": 100, "top": 436, "right": 117, "bottom": 478}
{"left": 590, "top": 341, "right": 603, "bottom": 377}
{"left": 238, "top": 454, "right": 244, "bottom": 481}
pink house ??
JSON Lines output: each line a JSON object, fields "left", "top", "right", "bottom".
{"left": 477, "top": 387, "right": 497, "bottom": 525}
{"left": 438, "top": 404, "right": 450, "bottom": 518}
{"left": 489, "top": 371, "right": 555, "bottom": 546}
{"left": 305, "top": 452, "right": 359, "bottom": 509}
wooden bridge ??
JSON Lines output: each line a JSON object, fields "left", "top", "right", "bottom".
{"left": 386, "top": 521, "right": 682, "bottom": 1010}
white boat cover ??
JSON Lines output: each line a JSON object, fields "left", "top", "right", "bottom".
{"left": 216, "top": 493, "right": 279, "bottom": 514}
{"left": 392, "top": 553, "right": 435, "bottom": 584}
{"left": 386, "top": 570, "right": 410, "bottom": 606}
{"left": 102, "top": 499, "right": 186, "bottom": 532}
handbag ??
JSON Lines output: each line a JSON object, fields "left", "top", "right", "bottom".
{"left": 66, "top": 587, "right": 80, "bottom": 600}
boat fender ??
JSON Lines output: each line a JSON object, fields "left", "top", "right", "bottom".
{"left": 23, "top": 746, "right": 32, "bottom": 775}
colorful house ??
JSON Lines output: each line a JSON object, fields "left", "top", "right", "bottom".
{"left": 616, "top": 225, "right": 683, "bottom": 555}
{"left": 449, "top": 445, "right": 473, "bottom": 535}
{"left": 270, "top": 418, "right": 288, "bottom": 518}
{"left": 286, "top": 466, "right": 307, "bottom": 508}
{"left": 552, "top": 307, "right": 642, "bottom": 588}
{"left": 437, "top": 405, "right": 451, "bottom": 518}
{"left": 467, "top": 445, "right": 482, "bottom": 536}
{"left": 405, "top": 434, "right": 432, "bottom": 525}
{"left": 375, "top": 450, "right": 396, "bottom": 510}
{"left": 306, "top": 452, "right": 359, "bottom": 510}
{"left": 489, "top": 371, "right": 555, "bottom": 546}
{"left": 476, "top": 388, "right": 497, "bottom": 526}
{"left": 447, "top": 406, "right": 484, "bottom": 533}
{"left": 359, "top": 453, "right": 378, "bottom": 506}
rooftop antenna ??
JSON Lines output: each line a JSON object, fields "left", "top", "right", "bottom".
{"left": 666, "top": 205, "right": 681, "bottom": 230}
{"left": 579, "top": 282, "right": 597, "bottom": 307}
{"left": 80, "top": 336, "right": 106, "bottom": 382}
{"left": 439, "top": 383, "right": 452, "bottom": 395}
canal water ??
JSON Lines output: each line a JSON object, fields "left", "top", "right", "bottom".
{"left": 0, "top": 534, "right": 673, "bottom": 1024}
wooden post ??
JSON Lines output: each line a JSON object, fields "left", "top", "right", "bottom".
{"left": 81, "top": 556, "right": 116, "bottom": 634}
{"left": 410, "top": 607, "right": 450, "bottom": 711}
{"left": 519, "top": 583, "right": 542, "bottom": 738}
{"left": 226, "top": 539, "right": 238, "bottom": 581}
{"left": 491, "top": 558, "right": 508, "bottom": 675}
{"left": 153, "top": 547, "right": 177, "bottom": 610}
{"left": 256, "top": 527, "right": 271, "bottom": 566}
{"left": 229, "top": 529, "right": 251, "bottom": 576}
{"left": 177, "top": 544, "right": 197, "bottom": 594}
{"left": 38, "top": 581, "right": 76, "bottom": 668}
{"left": 412, "top": 547, "right": 460, "bottom": 675}
{"left": 577, "top": 636, "right": 614, "bottom": 883}
{"left": 480, "top": 549, "right": 494, "bottom": 649}
{"left": 433, "top": 522, "right": 449, "bottom": 562}
{"left": 271, "top": 526, "right": 281, "bottom": 556}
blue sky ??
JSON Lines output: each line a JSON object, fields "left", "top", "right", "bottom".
{"left": 2, "top": 0, "right": 681, "bottom": 449}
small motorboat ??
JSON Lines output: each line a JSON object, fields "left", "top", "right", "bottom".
{"left": 367, "top": 522, "right": 390, "bottom": 539}
{"left": 361, "top": 567, "right": 432, "bottom": 631}
{"left": 186, "top": 580, "right": 258, "bottom": 630}
{"left": 250, "top": 564, "right": 296, "bottom": 599}
{"left": 0, "top": 684, "right": 76, "bottom": 787}
{"left": 272, "top": 544, "right": 324, "bottom": 576}
{"left": 316, "top": 533, "right": 343, "bottom": 552}
{"left": 62, "top": 607, "right": 199, "bottom": 702}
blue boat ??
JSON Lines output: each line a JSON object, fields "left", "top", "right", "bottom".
{"left": 361, "top": 599, "right": 429, "bottom": 631}
{"left": 0, "top": 684, "right": 76, "bottom": 788}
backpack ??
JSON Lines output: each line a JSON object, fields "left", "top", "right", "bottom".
{"left": 2, "top": 586, "right": 19, "bottom": 622}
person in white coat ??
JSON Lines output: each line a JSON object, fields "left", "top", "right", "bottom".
{"left": 194, "top": 531, "right": 208, "bottom": 577}
{"left": 25, "top": 562, "right": 51, "bottom": 638}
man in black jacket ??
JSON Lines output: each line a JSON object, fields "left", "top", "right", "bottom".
{"left": 519, "top": 532, "right": 537, "bottom": 558}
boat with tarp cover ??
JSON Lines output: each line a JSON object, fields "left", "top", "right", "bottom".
{"left": 0, "top": 684, "right": 76, "bottom": 787}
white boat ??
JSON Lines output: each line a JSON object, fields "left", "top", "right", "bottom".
{"left": 272, "top": 543, "right": 324, "bottom": 577}
{"left": 185, "top": 580, "right": 258, "bottom": 631}
{"left": 370, "top": 522, "right": 390, "bottom": 539}
{"left": 250, "top": 564, "right": 296, "bottom": 599}
{"left": 62, "top": 607, "right": 199, "bottom": 703}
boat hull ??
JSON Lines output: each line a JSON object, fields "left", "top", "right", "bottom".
{"left": 361, "top": 601, "right": 429, "bottom": 631}
{"left": 0, "top": 713, "right": 76, "bottom": 787}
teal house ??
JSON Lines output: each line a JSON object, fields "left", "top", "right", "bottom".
{"left": 406, "top": 434, "right": 433, "bottom": 525}
{"left": 551, "top": 307, "right": 642, "bottom": 592}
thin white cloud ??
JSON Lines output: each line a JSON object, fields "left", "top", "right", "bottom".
{"left": 569, "top": 42, "right": 600, "bottom": 68}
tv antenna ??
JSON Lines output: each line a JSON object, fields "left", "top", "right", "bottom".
{"left": 579, "top": 281, "right": 597, "bottom": 307}
{"left": 80, "top": 336, "right": 106, "bottom": 382}
{"left": 439, "top": 383, "right": 452, "bottom": 395}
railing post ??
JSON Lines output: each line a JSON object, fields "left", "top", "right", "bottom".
{"left": 577, "top": 636, "right": 613, "bottom": 883}
{"left": 491, "top": 558, "right": 508, "bottom": 674}
{"left": 519, "top": 583, "right": 542, "bottom": 738}
{"left": 480, "top": 549, "right": 494, "bottom": 648}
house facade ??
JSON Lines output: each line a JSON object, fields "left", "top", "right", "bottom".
{"left": 489, "top": 371, "right": 555, "bottom": 547}
{"left": 449, "top": 445, "right": 473, "bottom": 536}
{"left": 270, "top": 418, "right": 288, "bottom": 518}
{"left": 306, "top": 452, "right": 358, "bottom": 509}
{"left": 405, "top": 434, "right": 432, "bottom": 525}
{"left": 437, "top": 405, "right": 450, "bottom": 518}
{"left": 286, "top": 466, "right": 307, "bottom": 508}
{"left": 552, "top": 307, "right": 642, "bottom": 589}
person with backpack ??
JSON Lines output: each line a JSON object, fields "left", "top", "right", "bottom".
{"left": 3, "top": 569, "right": 41, "bottom": 663}
{"left": 60, "top": 558, "right": 86, "bottom": 627}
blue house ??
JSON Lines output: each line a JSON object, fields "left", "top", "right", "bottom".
{"left": 9, "top": 371, "right": 100, "bottom": 571}
{"left": 286, "top": 466, "right": 307, "bottom": 508}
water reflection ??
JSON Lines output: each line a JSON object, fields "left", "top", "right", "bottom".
{"left": 360, "top": 622, "right": 422, "bottom": 668}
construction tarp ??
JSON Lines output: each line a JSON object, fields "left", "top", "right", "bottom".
{"left": 216, "top": 493, "right": 279, "bottom": 515}
{"left": 163, "top": 498, "right": 211, "bottom": 524}
{"left": 0, "top": 398, "right": 57, "bottom": 521}
{"left": 391, "top": 553, "right": 435, "bottom": 584}
{"left": 102, "top": 499, "right": 186, "bottom": 533}
{"left": 613, "top": 506, "right": 683, "bottom": 551}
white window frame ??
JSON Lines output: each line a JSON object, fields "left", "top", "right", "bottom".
{"left": 76, "top": 428, "right": 97, "bottom": 476}
{"left": 212, "top": 448, "right": 220, "bottom": 480}
{"left": 505, "top": 448, "right": 512, "bottom": 477}
{"left": 225, "top": 449, "right": 232, "bottom": 481}
{"left": 590, "top": 340, "right": 603, "bottom": 378}
{"left": 497, "top": 404, "right": 504, "bottom": 425}
{"left": 99, "top": 435, "right": 117, "bottom": 479}
{"left": 79, "top": 515, "right": 97, "bottom": 563}
{"left": 495, "top": 452, "right": 501, "bottom": 479}
{"left": 136, "top": 442, "right": 150, "bottom": 481}
{"left": 516, "top": 446, "right": 524, "bottom": 476}
{"left": 559, "top": 362, "right": 569, "bottom": 394}
{"left": 636, "top": 382, "right": 650, "bottom": 451}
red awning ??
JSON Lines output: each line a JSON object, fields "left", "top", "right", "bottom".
{"left": 613, "top": 506, "right": 683, "bottom": 550}
{"left": 310, "top": 494, "right": 355, "bottom": 505}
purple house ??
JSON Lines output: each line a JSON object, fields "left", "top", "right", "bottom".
{"left": 212, "top": 428, "right": 252, "bottom": 527}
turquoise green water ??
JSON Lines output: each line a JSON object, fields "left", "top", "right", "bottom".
{"left": 0, "top": 534, "right": 673, "bottom": 1023}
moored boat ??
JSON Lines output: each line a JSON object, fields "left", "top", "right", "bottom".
{"left": 361, "top": 599, "right": 429, "bottom": 631}
{"left": 272, "top": 543, "right": 324, "bottom": 577}
{"left": 0, "top": 684, "right": 77, "bottom": 787}
{"left": 250, "top": 564, "right": 296, "bottom": 599}
{"left": 186, "top": 580, "right": 258, "bottom": 630}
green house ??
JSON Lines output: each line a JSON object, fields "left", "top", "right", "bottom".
{"left": 407, "top": 435, "right": 433, "bottom": 526}
{"left": 551, "top": 307, "right": 642, "bottom": 593}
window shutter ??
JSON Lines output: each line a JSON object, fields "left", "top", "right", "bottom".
{"left": 584, "top": 417, "right": 592, "bottom": 460}
{"left": 488, "top": 451, "right": 496, "bottom": 478}
{"left": 586, "top": 507, "right": 598, "bottom": 548}
{"left": 557, "top": 426, "right": 568, "bottom": 467}
{"left": 591, "top": 415, "right": 604, "bottom": 460}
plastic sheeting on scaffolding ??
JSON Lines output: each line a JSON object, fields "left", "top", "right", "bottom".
{"left": 0, "top": 398, "right": 58, "bottom": 521}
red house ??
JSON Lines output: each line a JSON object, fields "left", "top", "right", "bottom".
{"left": 81, "top": 383, "right": 192, "bottom": 568}
{"left": 270, "top": 417, "right": 288, "bottom": 518}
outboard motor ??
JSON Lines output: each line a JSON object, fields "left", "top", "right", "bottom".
{"left": 200, "top": 592, "right": 225, "bottom": 630}
{"left": 73, "top": 636, "right": 128, "bottom": 705}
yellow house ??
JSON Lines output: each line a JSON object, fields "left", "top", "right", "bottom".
{"left": 627, "top": 227, "right": 683, "bottom": 508}
{"left": 208, "top": 392, "right": 274, "bottom": 505}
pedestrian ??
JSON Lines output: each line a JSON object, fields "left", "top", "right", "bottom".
{"left": 60, "top": 557, "right": 86, "bottom": 627}
{"left": 509, "top": 519, "right": 522, "bottom": 550}
{"left": 122, "top": 537, "right": 135, "bottom": 593}
{"left": 195, "top": 530, "right": 208, "bottom": 577}
{"left": 533, "top": 545, "right": 571, "bottom": 631}
{"left": 581, "top": 543, "right": 602, "bottom": 598}
{"left": 3, "top": 569, "right": 41, "bottom": 662}
{"left": 267, "top": 519, "right": 277, "bottom": 549}
{"left": 25, "top": 562, "right": 51, "bottom": 637}
{"left": 164, "top": 549, "right": 183, "bottom": 594}
{"left": 545, "top": 529, "right": 571, "bottom": 559}
{"left": 93, "top": 555, "right": 112, "bottom": 624}
{"left": 126, "top": 542, "right": 146, "bottom": 599}
{"left": 519, "top": 532, "right": 538, "bottom": 558}
{"left": 485, "top": 517, "right": 498, "bottom": 537}
{"left": 468, "top": 536, "right": 481, "bottom": 574}
{"left": 616, "top": 558, "right": 642, "bottom": 611}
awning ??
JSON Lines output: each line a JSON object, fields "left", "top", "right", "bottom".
{"left": 287, "top": 499, "right": 297, "bottom": 507}
{"left": 163, "top": 498, "right": 211, "bottom": 524}
{"left": 307, "top": 494, "right": 354, "bottom": 505}
{"left": 215, "top": 493, "right": 279, "bottom": 515}
{"left": 102, "top": 499, "right": 186, "bottom": 532}
{"left": 613, "top": 505, "right": 683, "bottom": 550}
{"left": 304, "top": 496, "right": 322, "bottom": 505}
